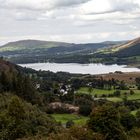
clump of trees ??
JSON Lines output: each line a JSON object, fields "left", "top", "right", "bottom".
{"left": 88, "top": 78, "right": 128, "bottom": 90}
{"left": 88, "top": 104, "right": 127, "bottom": 140}
{"left": 75, "top": 94, "right": 93, "bottom": 116}
{"left": 0, "top": 95, "right": 60, "bottom": 140}
{"left": 136, "top": 77, "right": 140, "bottom": 90}
{"left": 48, "top": 126, "right": 104, "bottom": 140}
{"left": 0, "top": 70, "right": 37, "bottom": 103}
{"left": 88, "top": 103, "right": 140, "bottom": 140}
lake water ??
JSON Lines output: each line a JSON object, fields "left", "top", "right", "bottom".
{"left": 19, "top": 63, "right": 140, "bottom": 75}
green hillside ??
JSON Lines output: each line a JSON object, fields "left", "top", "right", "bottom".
{"left": 0, "top": 40, "right": 121, "bottom": 64}
{"left": 0, "top": 40, "right": 70, "bottom": 51}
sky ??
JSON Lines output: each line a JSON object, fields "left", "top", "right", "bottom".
{"left": 0, "top": 0, "right": 140, "bottom": 45}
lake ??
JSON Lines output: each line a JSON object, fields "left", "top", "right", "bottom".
{"left": 19, "top": 63, "right": 140, "bottom": 75}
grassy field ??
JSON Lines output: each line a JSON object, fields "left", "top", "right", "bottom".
{"left": 106, "top": 97, "right": 123, "bottom": 102}
{"left": 107, "top": 91, "right": 140, "bottom": 102}
{"left": 78, "top": 87, "right": 140, "bottom": 102}
{"left": 131, "top": 110, "right": 140, "bottom": 116}
{"left": 51, "top": 114, "right": 88, "bottom": 125}
{"left": 78, "top": 87, "right": 136, "bottom": 96}
{"left": 78, "top": 87, "right": 116, "bottom": 95}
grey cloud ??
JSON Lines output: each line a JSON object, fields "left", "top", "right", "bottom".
{"left": 0, "top": 0, "right": 90, "bottom": 11}
{"left": 0, "top": 0, "right": 90, "bottom": 21}
{"left": 110, "top": 0, "right": 139, "bottom": 12}
{"left": 0, "top": 0, "right": 140, "bottom": 44}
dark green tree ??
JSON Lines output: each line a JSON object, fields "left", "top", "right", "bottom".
{"left": 66, "top": 120, "right": 75, "bottom": 128}
{"left": 88, "top": 104, "right": 127, "bottom": 140}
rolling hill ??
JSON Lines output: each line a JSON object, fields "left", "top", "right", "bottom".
{"left": 0, "top": 39, "right": 121, "bottom": 63}
{"left": 0, "top": 37, "right": 139, "bottom": 65}
{"left": 0, "top": 40, "right": 71, "bottom": 51}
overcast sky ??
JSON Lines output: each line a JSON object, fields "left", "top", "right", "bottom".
{"left": 0, "top": 0, "right": 140, "bottom": 45}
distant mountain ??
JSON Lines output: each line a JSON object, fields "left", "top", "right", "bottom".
{"left": 102, "top": 41, "right": 127, "bottom": 45}
{"left": 0, "top": 40, "right": 72, "bottom": 54}
{"left": 1, "top": 38, "right": 138, "bottom": 65}
{"left": 0, "top": 39, "right": 121, "bottom": 63}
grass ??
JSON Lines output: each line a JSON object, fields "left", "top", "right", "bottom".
{"left": 108, "top": 91, "right": 140, "bottom": 102}
{"left": 51, "top": 114, "right": 88, "bottom": 125}
{"left": 77, "top": 87, "right": 140, "bottom": 102}
{"left": 0, "top": 44, "right": 60, "bottom": 52}
{"left": 78, "top": 87, "right": 134, "bottom": 96}
{"left": 131, "top": 110, "right": 140, "bottom": 116}
{"left": 106, "top": 97, "right": 123, "bottom": 102}
{"left": 78, "top": 87, "right": 115, "bottom": 95}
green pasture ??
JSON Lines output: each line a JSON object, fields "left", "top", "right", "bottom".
{"left": 51, "top": 114, "right": 88, "bottom": 125}
{"left": 131, "top": 110, "right": 140, "bottom": 116}
{"left": 77, "top": 87, "right": 140, "bottom": 102}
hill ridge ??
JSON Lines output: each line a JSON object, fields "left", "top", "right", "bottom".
{"left": 112, "top": 37, "right": 140, "bottom": 52}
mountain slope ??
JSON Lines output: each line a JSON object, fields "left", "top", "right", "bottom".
{"left": 89, "top": 37, "right": 140, "bottom": 66}
{"left": 111, "top": 37, "right": 140, "bottom": 57}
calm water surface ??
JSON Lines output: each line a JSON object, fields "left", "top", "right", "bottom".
{"left": 19, "top": 63, "right": 140, "bottom": 75}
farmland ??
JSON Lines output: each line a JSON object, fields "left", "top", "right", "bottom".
{"left": 98, "top": 72, "right": 140, "bottom": 84}
{"left": 77, "top": 87, "right": 140, "bottom": 102}
{"left": 51, "top": 114, "right": 88, "bottom": 125}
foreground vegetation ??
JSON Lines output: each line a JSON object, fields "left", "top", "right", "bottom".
{"left": 1, "top": 59, "right": 140, "bottom": 139}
